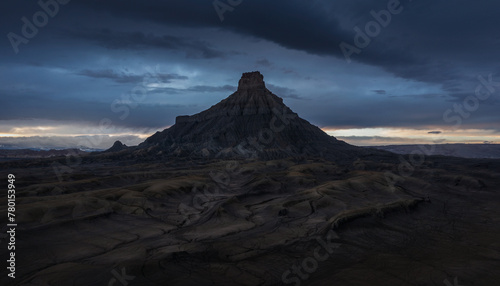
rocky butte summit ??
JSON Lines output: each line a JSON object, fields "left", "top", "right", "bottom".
{"left": 130, "top": 71, "right": 380, "bottom": 162}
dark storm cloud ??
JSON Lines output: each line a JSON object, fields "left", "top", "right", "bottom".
{"left": 64, "top": 28, "right": 227, "bottom": 58}
{"left": 428, "top": 131, "right": 442, "bottom": 134}
{"left": 68, "top": 0, "right": 500, "bottom": 86}
{"left": 3, "top": 0, "right": 499, "bottom": 80}
{"left": 76, "top": 69, "right": 188, "bottom": 84}
{"left": 4, "top": 0, "right": 498, "bottom": 87}
{"left": 372, "top": 90, "right": 386, "bottom": 95}
{"left": 331, "top": 0, "right": 500, "bottom": 90}
{"left": 73, "top": 0, "right": 351, "bottom": 56}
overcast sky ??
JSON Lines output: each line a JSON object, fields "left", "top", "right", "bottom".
{"left": 1, "top": 0, "right": 499, "bottom": 149}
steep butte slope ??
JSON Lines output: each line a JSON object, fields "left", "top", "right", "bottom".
{"left": 139, "top": 72, "right": 377, "bottom": 161}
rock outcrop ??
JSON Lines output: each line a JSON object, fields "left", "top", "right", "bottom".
{"left": 138, "top": 71, "right": 377, "bottom": 161}
{"left": 104, "top": 140, "right": 128, "bottom": 153}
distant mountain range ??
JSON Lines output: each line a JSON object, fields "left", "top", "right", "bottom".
{"left": 0, "top": 148, "right": 89, "bottom": 160}
{"left": 371, "top": 143, "right": 500, "bottom": 159}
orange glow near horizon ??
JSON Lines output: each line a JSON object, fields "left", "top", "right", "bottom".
{"left": 0, "top": 124, "right": 498, "bottom": 146}
{"left": 324, "top": 128, "right": 499, "bottom": 146}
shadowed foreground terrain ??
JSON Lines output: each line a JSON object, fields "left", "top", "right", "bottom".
{"left": 1, "top": 155, "right": 499, "bottom": 285}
